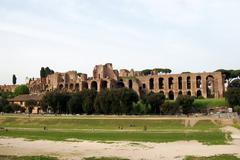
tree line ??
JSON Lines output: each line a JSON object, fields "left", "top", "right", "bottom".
{"left": 39, "top": 88, "right": 200, "bottom": 115}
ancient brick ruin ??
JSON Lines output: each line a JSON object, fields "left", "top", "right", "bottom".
{"left": 25, "top": 63, "right": 225, "bottom": 100}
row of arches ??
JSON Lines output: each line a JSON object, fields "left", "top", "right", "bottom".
{"left": 148, "top": 75, "right": 215, "bottom": 98}
{"left": 159, "top": 90, "right": 203, "bottom": 100}
{"left": 58, "top": 80, "right": 109, "bottom": 91}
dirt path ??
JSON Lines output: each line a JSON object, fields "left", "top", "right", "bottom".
{"left": 0, "top": 136, "right": 240, "bottom": 160}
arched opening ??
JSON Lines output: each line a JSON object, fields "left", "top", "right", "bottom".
{"left": 168, "top": 91, "right": 174, "bottom": 100}
{"left": 75, "top": 83, "right": 80, "bottom": 91}
{"left": 187, "top": 91, "right": 191, "bottom": 96}
{"left": 168, "top": 77, "right": 173, "bottom": 89}
{"left": 91, "top": 81, "right": 98, "bottom": 90}
{"left": 65, "top": 84, "right": 68, "bottom": 89}
{"left": 82, "top": 82, "right": 88, "bottom": 89}
{"left": 197, "top": 90, "right": 202, "bottom": 97}
{"left": 59, "top": 84, "right": 64, "bottom": 90}
{"left": 159, "top": 78, "right": 164, "bottom": 89}
{"left": 206, "top": 75, "right": 215, "bottom": 98}
{"left": 69, "top": 83, "right": 74, "bottom": 90}
{"left": 143, "top": 83, "right": 146, "bottom": 89}
{"left": 187, "top": 76, "right": 191, "bottom": 89}
{"left": 116, "top": 80, "right": 125, "bottom": 88}
{"left": 128, "top": 80, "right": 133, "bottom": 89}
{"left": 101, "top": 80, "right": 108, "bottom": 90}
{"left": 149, "top": 78, "right": 154, "bottom": 90}
{"left": 178, "top": 91, "right": 183, "bottom": 96}
{"left": 178, "top": 77, "right": 182, "bottom": 90}
{"left": 196, "top": 76, "right": 202, "bottom": 88}
{"left": 159, "top": 91, "right": 164, "bottom": 96}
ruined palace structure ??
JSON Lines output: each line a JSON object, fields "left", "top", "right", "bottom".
{"left": 0, "top": 63, "right": 225, "bottom": 99}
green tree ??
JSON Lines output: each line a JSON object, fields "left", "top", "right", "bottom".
{"left": 141, "top": 69, "right": 152, "bottom": 75}
{"left": 120, "top": 88, "right": 139, "bottom": 114}
{"left": 25, "top": 99, "right": 37, "bottom": 114}
{"left": 216, "top": 69, "right": 240, "bottom": 84}
{"left": 67, "top": 92, "right": 83, "bottom": 114}
{"left": 225, "top": 79, "right": 240, "bottom": 112}
{"left": 94, "top": 89, "right": 112, "bottom": 114}
{"left": 10, "top": 103, "right": 22, "bottom": 113}
{"left": 41, "top": 91, "right": 70, "bottom": 114}
{"left": 12, "top": 74, "right": 17, "bottom": 85}
{"left": 40, "top": 67, "right": 54, "bottom": 78}
{"left": 14, "top": 85, "right": 30, "bottom": 96}
{"left": 82, "top": 89, "right": 97, "bottom": 114}
{"left": 40, "top": 67, "right": 46, "bottom": 78}
{"left": 145, "top": 92, "right": 165, "bottom": 114}
{"left": 176, "top": 95, "right": 195, "bottom": 115}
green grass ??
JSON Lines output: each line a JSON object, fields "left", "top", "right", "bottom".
{"left": 0, "top": 116, "right": 186, "bottom": 130}
{"left": 0, "top": 115, "right": 230, "bottom": 145}
{"left": 193, "top": 99, "right": 227, "bottom": 108}
{"left": 193, "top": 120, "right": 219, "bottom": 130}
{"left": 0, "top": 128, "right": 228, "bottom": 145}
{"left": 0, "top": 155, "right": 58, "bottom": 160}
{"left": 84, "top": 157, "right": 129, "bottom": 160}
{"left": 185, "top": 154, "right": 240, "bottom": 160}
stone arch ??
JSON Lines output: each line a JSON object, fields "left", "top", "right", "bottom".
{"left": 187, "top": 91, "right": 191, "bottom": 96}
{"left": 197, "top": 90, "right": 202, "bottom": 97}
{"left": 168, "top": 91, "right": 174, "bottom": 100}
{"left": 82, "top": 82, "right": 88, "bottom": 89}
{"left": 91, "top": 81, "right": 98, "bottom": 90}
{"left": 159, "top": 78, "right": 164, "bottom": 89}
{"left": 101, "top": 80, "right": 108, "bottom": 90}
{"left": 159, "top": 91, "right": 164, "bottom": 96}
{"left": 196, "top": 76, "right": 202, "bottom": 88}
{"left": 65, "top": 84, "right": 68, "bottom": 89}
{"left": 168, "top": 77, "right": 174, "bottom": 89}
{"left": 187, "top": 76, "right": 191, "bottom": 89}
{"left": 59, "top": 84, "right": 64, "bottom": 90}
{"left": 178, "top": 91, "right": 183, "bottom": 96}
{"left": 149, "top": 78, "right": 154, "bottom": 90}
{"left": 116, "top": 80, "right": 125, "bottom": 88}
{"left": 69, "top": 83, "right": 74, "bottom": 90}
{"left": 206, "top": 75, "right": 215, "bottom": 98}
{"left": 75, "top": 83, "right": 80, "bottom": 91}
{"left": 128, "top": 79, "right": 133, "bottom": 89}
{"left": 142, "top": 83, "right": 146, "bottom": 89}
{"left": 178, "top": 77, "right": 182, "bottom": 90}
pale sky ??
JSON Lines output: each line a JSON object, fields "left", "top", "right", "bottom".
{"left": 0, "top": 0, "right": 240, "bottom": 84}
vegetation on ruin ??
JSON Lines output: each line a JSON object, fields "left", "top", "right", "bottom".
{"left": 216, "top": 69, "right": 240, "bottom": 83}
{"left": 40, "top": 67, "right": 54, "bottom": 78}
{"left": 141, "top": 68, "right": 172, "bottom": 75}
{"left": 14, "top": 85, "right": 29, "bottom": 96}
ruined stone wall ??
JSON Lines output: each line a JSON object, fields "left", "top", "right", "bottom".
{"left": 135, "top": 72, "right": 224, "bottom": 99}
{"left": 3, "top": 63, "right": 224, "bottom": 99}
{"left": 93, "top": 63, "right": 118, "bottom": 80}
{"left": 0, "top": 85, "right": 18, "bottom": 92}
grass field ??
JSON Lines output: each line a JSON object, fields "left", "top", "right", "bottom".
{"left": 193, "top": 99, "right": 227, "bottom": 108}
{"left": 185, "top": 154, "right": 240, "bottom": 160}
{"left": 0, "top": 155, "right": 128, "bottom": 160}
{"left": 0, "top": 155, "right": 58, "bottom": 160}
{"left": 0, "top": 115, "right": 231, "bottom": 145}
{"left": 166, "top": 98, "right": 227, "bottom": 108}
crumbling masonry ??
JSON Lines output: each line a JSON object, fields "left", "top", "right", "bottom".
{"left": 25, "top": 63, "right": 225, "bottom": 100}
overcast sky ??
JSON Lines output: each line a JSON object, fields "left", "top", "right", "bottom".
{"left": 0, "top": 0, "right": 240, "bottom": 84}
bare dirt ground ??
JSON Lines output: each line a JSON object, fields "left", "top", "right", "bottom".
{"left": 0, "top": 126, "right": 240, "bottom": 160}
